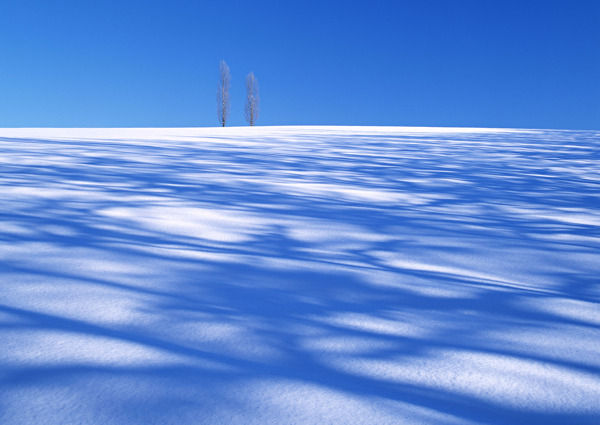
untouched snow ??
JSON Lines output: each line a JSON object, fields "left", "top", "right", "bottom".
{"left": 1, "top": 126, "right": 599, "bottom": 424}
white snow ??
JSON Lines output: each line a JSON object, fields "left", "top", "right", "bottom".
{"left": 1, "top": 126, "right": 599, "bottom": 424}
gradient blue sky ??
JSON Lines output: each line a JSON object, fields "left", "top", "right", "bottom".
{"left": 0, "top": 0, "right": 598, "bottom": 129}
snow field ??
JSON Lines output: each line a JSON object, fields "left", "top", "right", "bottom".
{"left": 1, "top": 126, "right": 599, "bottom": 424}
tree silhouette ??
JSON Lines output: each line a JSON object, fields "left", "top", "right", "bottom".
{"left": 217, "top": 61, "right": 231, "bottom": 127}
{"left": 244, "top": 72, "right": 259, "bottom": 126}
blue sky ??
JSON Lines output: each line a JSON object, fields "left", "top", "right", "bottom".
{"left": 0, "top": 0, "right": 598, "bottom": 129}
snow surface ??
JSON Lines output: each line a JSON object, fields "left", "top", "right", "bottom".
{"left": 1, "top": 126, "right": 599, "bottom": 424}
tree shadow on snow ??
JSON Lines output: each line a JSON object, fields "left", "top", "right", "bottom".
{"left": 0, "top": 128, "right": 599, "bottom": 424}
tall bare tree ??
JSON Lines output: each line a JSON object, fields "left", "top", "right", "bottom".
{"left": 217, "top": 60, "right": 231, "bottom": 127}
{"left": 244, "top": 72, "right": 259, "bottom": 126}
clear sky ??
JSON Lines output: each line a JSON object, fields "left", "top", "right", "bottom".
{"left": 0, "top": 0, "right": 598, "bottom": 129}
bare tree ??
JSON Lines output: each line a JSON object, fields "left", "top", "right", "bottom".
{"left": 217, "top": 60, "right": 231, "bottom": 127}
{"left": 244, "top": 72, "right": 259, "bottom": 126}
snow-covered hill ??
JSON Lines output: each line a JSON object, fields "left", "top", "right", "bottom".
{"left": 1, "top": 126, "right": 599, "bottom": 424}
